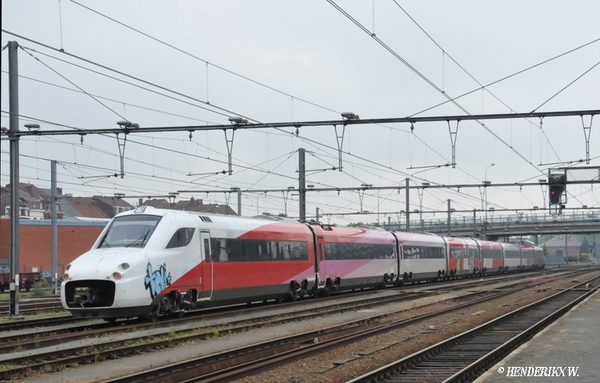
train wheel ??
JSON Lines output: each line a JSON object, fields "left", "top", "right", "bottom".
{"left": 144, "top": 307, "right": 159, "bottom": 322}
{"left": 284, "top": 284, "right": 298, "bottom": 302}
{"left": 284, "top": 292, "right": 297, "bottom": 302}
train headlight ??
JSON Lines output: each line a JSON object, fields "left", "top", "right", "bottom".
{"left": 112, "top": 271, "right": 122, "bottom": 280}
{"left": 63, "top": 273, "right": 69, "bottom": 281}
{"left": 119, "top": 262, "right": 130, "bottom": 270}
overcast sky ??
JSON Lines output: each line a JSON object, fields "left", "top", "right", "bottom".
{"left": 2, "top": 0, "right": 599, "bottom": 225}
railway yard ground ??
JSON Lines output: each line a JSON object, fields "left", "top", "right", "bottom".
{"left": 1, "top": 266, "right": 599, "bottom": 383}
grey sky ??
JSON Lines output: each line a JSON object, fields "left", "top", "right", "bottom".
{"left": 2, "top": 1, "right": 599, "bottom": 224}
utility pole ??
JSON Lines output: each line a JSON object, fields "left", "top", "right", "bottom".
{"left": 8, "top": 41, "right": 22, "bottom": 318}
{"left": 447, "top": 199, "right": 452, "bottom": 236}
{"left": 298, "top": 148, "right": 306, "bottom": 222}
{"left": 405, "top": 178, "right": 410, "bottom": 231}
{"left": 51, "top": 161, "right": 58, "bottom": 295}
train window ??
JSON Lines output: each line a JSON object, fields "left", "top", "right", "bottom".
{"left": 505, "top": 250, "right": 521, "bottom": 258}
{"left": 166, "top": 228, "right": 195, "bottom": 249}
{"left": 482, "top": 249, "right": 502, "bottom": 258}
{"left": 522, "top": 250, "right": 534, "bottom": 258}
{"left": 98, "top": 215, "right": 161, "bottom": 248}
{"left": 210, "top": 238, "right": 228, "bottom": 262}
{"left": 324, "top": 243, "right": 394, "bottom": 260}
{"left": 450, "top": 248, "right": 479, "bottom": 259}
{"left": 203, "top": 238, "right": 210, "bottom": 260}
{"left": 209, "top": 238, "right": 308, "bottom": 262}
{"left": 402, "top": 245, "right": 444, "bottom": 259}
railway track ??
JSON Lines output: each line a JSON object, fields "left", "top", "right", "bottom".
{"left": 0, "top": 267, "right": 573, "bottom": 333}
{"left": 349, "top": 277, "right": 599, "bottom": 383}
{"left": 12, "top": 271, "right": 585, "bottom": 383}
{"left": 103, "top": 288, "right": 528, "bottom": 383}
{"left": 0, "top": 296, "right": 63, "bottom": 316}
{"left": 0, "top": 268, "right": 570, "bottom": 354}
{"left": 0, "top": 273, "right": 549, "bottom": 381}
{"left": 102, "top": 274, "right": 597, "bottom": 383}
{"left": 0, "top": 286, "right": 460, "bottom": 380}
{"left": 0, "top": 268, "right": 594, "bottom": 382}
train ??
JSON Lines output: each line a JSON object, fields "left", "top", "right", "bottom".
{"left": 0, "top": 272, "right": 41, "bottom": 293}
{"left": 61, "top": 206, "right": 545, "bottom": 321}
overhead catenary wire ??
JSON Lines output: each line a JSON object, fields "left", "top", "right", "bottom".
{"left": 2, "top": 29, "right": 532, "bottom": 201}
{"left": 2, "top": 4, "right": 596, "bottom": 222}
{"left": 327, "top": 0, "right": 578, "bottom": 178}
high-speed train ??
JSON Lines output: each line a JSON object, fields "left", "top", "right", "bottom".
{"left": 61, "top": 206, "right": 545, "bottom": 321}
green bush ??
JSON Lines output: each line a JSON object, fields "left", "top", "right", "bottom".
{"left": 32, "top": 281, "right": 50, "bottom": 297}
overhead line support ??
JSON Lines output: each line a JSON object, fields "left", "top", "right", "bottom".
{"left": 9, "top": 110, "right": 599, "bottom": 138}
{"left": 447, "top": 120, "right": 459, "bottom": 168}
{"left": 333, "top": 124, "right": 345, "bottom": 172}
{"left": 581, "top": 115, "right": 594, "bottom": 164}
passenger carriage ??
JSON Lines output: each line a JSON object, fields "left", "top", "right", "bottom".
{"left": 475, "top": 239, "right": 504, "bottom": 275}
{"left": 394, "top": 232, "right": 447, "bottom": 283}
{"left": 312, "top": 225, "right": 397, "bottom": 294}
{"left": 519, "top": 244, "right": 545, "bottom": 271}
{"left": 500, "top": 242, "right": 523, "bottom": 272}
{"left": 443, "top": 236, "right": 481, "bottom": 279}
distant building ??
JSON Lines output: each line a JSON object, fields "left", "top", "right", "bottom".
{"left": 1, "top": 183, "right": 134, "bottom": 220}
{"left": 139, "top": 196, "right": 237, "bottom": 215}
{"left": 541, "top": 234, "right": 583, "bottom": 263}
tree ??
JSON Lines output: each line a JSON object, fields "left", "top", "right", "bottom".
{"left": 579, "top": 237, "right": 590, "bottom": 255}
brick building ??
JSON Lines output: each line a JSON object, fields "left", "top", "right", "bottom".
{"left": 0, "top": 218, "right": 107, "bottom": 275}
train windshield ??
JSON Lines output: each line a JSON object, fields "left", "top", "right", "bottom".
{"left": 97, "top": 215, "right": 161, "bottom": 249}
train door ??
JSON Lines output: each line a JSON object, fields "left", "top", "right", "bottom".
{"left": 391, "top": 232, "right": 401, "bottom": 285}
{"left": 474, "top": 239, "right": 483, "bottom": 275}
{"left": 198, "top": 231, "right": 214, "bottom": 301}
{"left": 317, "top": 237, "right": 326, "bottom": 285}
{"left": 442, "top": 237, "right": 451, "bottom": 277}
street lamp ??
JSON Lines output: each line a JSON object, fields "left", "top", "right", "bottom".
{"left": 116, "top": 120, "right": 139, "bottom": 129}
{"left": 25, "top": 123, "right": 40, "bottom": 132}
{"left": 168, "top": 192, "right": 178, "bottom": 208}
{"left": 228, "top": 117, "right": 248, "bottom": 125}
{"left": 341, "top": 112, "right": 360, "bottom": 121}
